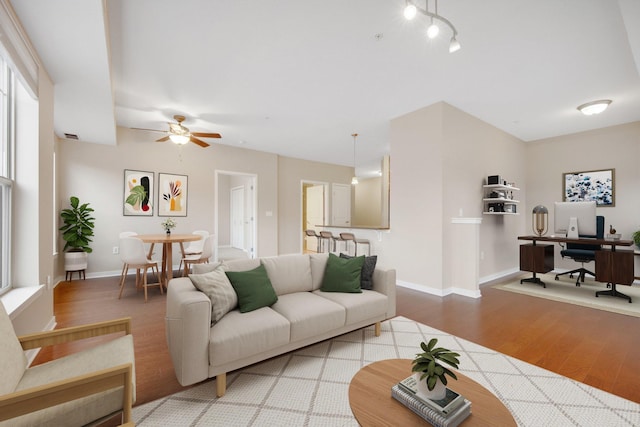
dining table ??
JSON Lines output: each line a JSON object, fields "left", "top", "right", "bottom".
{"left": 137, "top": 233, "right": 201, "bottom": 284}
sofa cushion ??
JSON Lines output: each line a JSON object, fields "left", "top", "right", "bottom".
{"left": 314, "top": 289, "right": 388, "bottom": 325}
{"left": 261, "top": 254, "right": 312, "bottom": 295}
{"left": 209, "top": 308, "right": 290, "bottom": 367}
{"left": 189, "top": 266, "right": 237, "bottom": 324}
{"left": 226, "top": 264, "right": 278, "bottom": 313}
{"left": 340, "top": 253, "right": 377, "bottom": 290}
{"left": 309, "top": 253, "right": 329, "bottom": 290}
{"left": 222, "top": 258, "right": 260, "bottom": 272}
{"left": 320, "top": 253, "right": 365, "bottom": 293}
{"left": 271, "top": 293, "right": 346, "bottom": 342}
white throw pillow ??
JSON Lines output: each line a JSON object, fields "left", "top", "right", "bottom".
{"left": 189, "top": 266, "right": 238, "bottom": 324}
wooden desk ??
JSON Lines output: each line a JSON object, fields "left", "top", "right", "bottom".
{"left": 138, "top": 234, "right": 200, "bottom": 283}
{"left": 518, "top": 235, "right": 634, "bottom": 302}
{"left": 349, "top": 359, "right": 516, "bottom": 427}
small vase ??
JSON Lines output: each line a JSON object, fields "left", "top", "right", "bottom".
{"left": 413, "top": 373, "right": 447, "bottom": 400}
{"left": 166, "top": 229, "right": 171, "bottom": 236}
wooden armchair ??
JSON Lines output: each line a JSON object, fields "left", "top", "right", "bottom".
{"left": 0, "top": 302, "right": 135, "bottom": 426}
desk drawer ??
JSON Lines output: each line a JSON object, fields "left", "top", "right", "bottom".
{"left": 520, "top": 244, "right": 554, "bottom": 274}
{"left": 595, "top": 250, "right": 634, "bottom": 285}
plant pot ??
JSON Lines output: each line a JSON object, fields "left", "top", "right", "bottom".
{"left": 413, "top": 372, "right": 447, "bottom": 400}
{"left": 64, "top": 250, "right": 88, "bottom": 271}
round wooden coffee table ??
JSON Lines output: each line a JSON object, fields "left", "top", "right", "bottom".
{"left": 349, "top": 359, "right": 516, "bottom": 426}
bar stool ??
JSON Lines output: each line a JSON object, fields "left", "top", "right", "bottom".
{"left": 339, "top": 232, "right": 371, "bottom": 256}
{"left": 319, "top": 231, "right": 343, "bottom": 253}
{"left": 304, "top": 229, "right": 322, "bottom": 253}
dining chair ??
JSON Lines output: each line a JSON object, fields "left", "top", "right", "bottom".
{"left": 118, "top": 236, "right": 162, "bottom": 302}
{"left": 118, "top": 231, "right": 138, "bottom": 285}
{"left": 178, "top": 230, "right": 209, "bottom": 272}
{"left": 181, "top": 235, "right": 213, "bottom": 276}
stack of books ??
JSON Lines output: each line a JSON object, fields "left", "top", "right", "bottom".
{"left": 391, "top": 376, "right": 471, "bottom": 427}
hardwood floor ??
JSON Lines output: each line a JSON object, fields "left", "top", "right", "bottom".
{"left": 33, "top": 273, "right": 640, "bottom": 409}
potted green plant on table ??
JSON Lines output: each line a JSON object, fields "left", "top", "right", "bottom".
{"left": 60, "top": 196, "right": 95, "bottom": 274}
{"left": 412, "top": 338, "right": 460, "bottom": 400}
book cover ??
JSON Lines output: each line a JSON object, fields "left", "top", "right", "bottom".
{"left": 398, "top": 375, "right": 465, "bottom": 415}
{"left": 391, "top": 384, "right": 471, "bottom": 427}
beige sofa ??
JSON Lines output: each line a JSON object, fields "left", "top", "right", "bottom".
{"left": 165, "top": 253, "right": 396, "bottom": 396}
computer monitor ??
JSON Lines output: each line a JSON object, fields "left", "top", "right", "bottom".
{"left": 554, "top": 201, "right": 597, "bottom": 238}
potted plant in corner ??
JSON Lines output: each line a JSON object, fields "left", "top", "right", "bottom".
{"left": 633, "top": 229, "right": 640, "bottom": 250}
{"left": 60, "top": 196, "right": 95, "bottom": 274}
{"left": 412, "top": 338, "right": 460, "bottom": 400}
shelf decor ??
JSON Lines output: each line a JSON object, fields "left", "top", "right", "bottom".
{"left": 158, "top": 173, "right": 188, "bottom": 217}
{"left": 563, "top": 168, "right": 614, "bottom": 207}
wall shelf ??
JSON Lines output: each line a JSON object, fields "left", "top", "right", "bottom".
{"left": 482, "top": 183, "right": 519, "bottom": 215}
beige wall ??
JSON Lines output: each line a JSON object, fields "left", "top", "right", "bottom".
{"left": 353, "top": 176, "right": 382, "bottom": 227}
{"left": 524, "top": 121, "right": 640, "bottom": 271}
{"left": 277, "top": 156, "right": 352, "bottom": 254}
{"left": 56, "top": 130, "right": 353, "bottom": 276}
{"left": 384, "top": 102, "right": 526, "bottom": 295}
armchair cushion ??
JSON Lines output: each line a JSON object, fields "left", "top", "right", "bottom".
{"left": 0, "top": 303, "right": 28, "bottom": 395}
{"left": 7, "top": 334, "right": 135, "bottom": 427}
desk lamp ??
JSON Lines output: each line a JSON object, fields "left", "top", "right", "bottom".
{"left": 532, "top": 205, "right": 548, "bottom": 236}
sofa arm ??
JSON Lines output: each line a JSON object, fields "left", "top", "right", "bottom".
{"left": 372, "top": 267, "right": 396, "bottom": 318}
{"left": 165, "top": 278, "right": 211, "bottom": 386}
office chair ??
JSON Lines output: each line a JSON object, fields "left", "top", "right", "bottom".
{"left": 555, "top": 215, "right": 604, "bottom": 286}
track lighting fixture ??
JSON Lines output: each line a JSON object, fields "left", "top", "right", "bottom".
{"left": 404, "top": 0, "right": 460, "bottom": 53}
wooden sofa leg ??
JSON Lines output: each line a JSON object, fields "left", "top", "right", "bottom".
{"left": 374, "top": 322, "right": 381, "bottom": 337}
{"left": 216, "top": 372, "right": 227, "bottom": 397}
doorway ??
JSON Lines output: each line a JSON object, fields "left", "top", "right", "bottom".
{"left": 215, "top": 171, "right": 257, "bottom": 260}
{"left": 301, "top": 181, "right": 329, "bottom": 253}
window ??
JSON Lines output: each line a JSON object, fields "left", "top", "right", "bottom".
{"left": 0, "top": 56, "right": 14, "bottom": 294}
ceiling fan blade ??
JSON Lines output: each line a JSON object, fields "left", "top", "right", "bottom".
{"left": 156, "top": 136, "right": 170, "bottom": 142}
{"left": 131, "top": 127, "right": 166, "bottom": 133}
{"left": 191, "top": 132, "right": 221, "bottom": 138}
{"left": 190, "top": 136, "right": 210, "bottom": 147}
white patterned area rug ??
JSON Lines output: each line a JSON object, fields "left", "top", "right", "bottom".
{"left": 133, "top": 317, "right": 639, "bottom": 426}
{"left": 494, "top": 274, "right": 640, "bottom": 318}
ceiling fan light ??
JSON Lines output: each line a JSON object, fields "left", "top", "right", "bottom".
{"left": 449, "top": 37, "right": 461, "bottom": 52}
{"left": 404, "top": 4, "right": 417, "bottom": 20}
{"left": 577, "top": 99, "right": 612, "bottom": 116}
{"left": 169, "top": 134, "right": 190, "bottom": 145}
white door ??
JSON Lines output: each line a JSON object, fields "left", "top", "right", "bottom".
{"left": 230, "top": 186, "right": 244, "bottom": 250}
{"left": 332, "top": 183, "right": 351, "bottom": 226}
{"left": 305, "top": 185, "right": 324, "bottom": 251}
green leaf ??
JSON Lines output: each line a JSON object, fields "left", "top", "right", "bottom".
{"left": 427, "top": 338, "right": 437, "bottom": 351}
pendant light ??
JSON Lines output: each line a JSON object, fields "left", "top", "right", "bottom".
{"left": 351, "top": 133, "right": 359, "bottom": 185}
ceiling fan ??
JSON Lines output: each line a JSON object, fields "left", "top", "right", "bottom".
{"left": 132, "top": 115, "right": 221, "bottom": 147}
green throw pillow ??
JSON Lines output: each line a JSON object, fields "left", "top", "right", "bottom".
{"left": 225, "top": 264, "right": 278, "bottom": 313}
{"left": 320, "top": 253, "right": 365, "bottom": 293}
{"left": 340, "top": 253, "right": 377, "bottom": 290}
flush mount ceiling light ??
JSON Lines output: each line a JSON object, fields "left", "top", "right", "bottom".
{"left": 577, "top": 99, "right": 612, "bottom": 116}
{"left": 403, "top": 0, "right": 461, "bottom": 53}
{"left": 351, "top": 133, "right": 359, "bottom": 185}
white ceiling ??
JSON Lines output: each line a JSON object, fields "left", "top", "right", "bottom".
{"left": 10, "top": 0, "right": 640, "bottom": 176}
